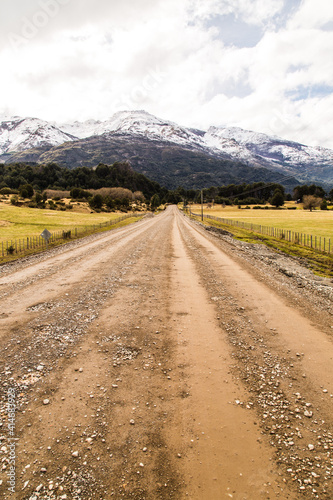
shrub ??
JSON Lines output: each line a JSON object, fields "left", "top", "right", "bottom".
{"left": 89, "top": 194, "right": 103, "bottom": 210}
{"left": 35, "top": 192, "right": 43, "bottom": 204}
{"left": 70, "top": 188, "right": 91, "bottom": 199}
{"left": 303, "top": 195, "right": 321, "bottom": 211}
{"left": 10, "top": 195, "right": 19, "bottom": 206}
{"left": 7, "top": 245, "right": 15, "bottom": 255}
{"left": 271, "top": 189, "right": 285, "bottom": 208}
{"left": 19, "top": 184, "right": 34, "bottom": 198}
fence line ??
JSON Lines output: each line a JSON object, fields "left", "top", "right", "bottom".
{"left": 189, "top": 210, "right": 332, "bottom": 255}
{"left": 1, "top": 213, "right": 145, "bottom": 259}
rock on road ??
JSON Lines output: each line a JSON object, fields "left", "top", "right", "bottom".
{"left": 0, "top": 206, "right": 332, "bottom": 500}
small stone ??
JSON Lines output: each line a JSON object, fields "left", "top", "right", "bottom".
{"left": 43, "top": 399, "right": 50, "bottom": 405}
{"left": 304, "top": 410, "right": 313, "bottom": 418}
{"left": 72, "top": 451, "right": 79, "bottom": 457}
{"left": 79, "top": 368, "right": 83, "bottom": 373}
{"left": 142, "top": 447, "right": 147, "bottom": 452}
{"left": 308, "top": 444, "right": 315, "bottom": 451}
{"left": 37, "top": 365, "right": 44, "bottom": 371}
{"left": 36, "top": 484, "right": 43, "bottom": 492}
{"left": 130, "top": 419, "right": 135, "bottom": 425}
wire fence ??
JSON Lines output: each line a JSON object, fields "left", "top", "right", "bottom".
{"left": 189, "top": 210, "right": 333, "bottom": 255}
{"left": 1, "top": 213, "right": 145, "bottom": 259}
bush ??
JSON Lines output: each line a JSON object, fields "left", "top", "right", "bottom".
{"left": 89, "top": 194, "right": 103, "bottom": 210}
{"left": 303, "top": 195, "right": 321, "bottom": 211}
{"left": 10, "top": 195, "right": 19, "bottom": 206}
{"left": 271, "top": 189, "right": 285, "bottom": 208}
{"left": 70, "top": 188, "right": 91, "bottom": 199}
{"left": 34, "top": 192, "right": 43, "bottom": 204}
{"left": 19, "top": 184, "right": 34, "bottom": 198}
{"left": 7, "top": 245, "right": 15, "bottom": 255}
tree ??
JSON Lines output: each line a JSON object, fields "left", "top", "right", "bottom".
{"left": 329, "top": 188, "right": 333, "bottom": 202}
{"left": 320, "top": 199, "right": 328, "bottom": 210}
{"left": 271, "top": 189, "right": 285, "bottom": 208}
{"left": 19, "top": 183, "right": 34, "bottom": 198}
{"left": 35, "top": 192, "right": 43, "bottom": 204}
{"left": 150, "top": 194, "right": 160, "bottom": 210}
{"left": 303, "top": 195, "right": 321, "bottom": 211}
{"left": 89, "top": 194, "right": 103, "bottom": 210}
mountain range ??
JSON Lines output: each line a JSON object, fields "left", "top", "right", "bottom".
{"left": 0, "top": 111, "right": 332, "bottom": 189}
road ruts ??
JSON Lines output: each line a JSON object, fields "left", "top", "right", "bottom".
{"left": 0, "top": 206, "right": 331, "bottom": 500}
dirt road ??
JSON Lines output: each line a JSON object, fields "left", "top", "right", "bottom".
{"left": 0, "top": 206, "right": 332, "bottom": 500}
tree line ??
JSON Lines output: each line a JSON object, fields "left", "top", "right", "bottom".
{"left": 0, "top": 161, "right": 332, "bottom": 209}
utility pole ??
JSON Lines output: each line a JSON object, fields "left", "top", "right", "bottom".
{"left": 201, "top": 190, "right": 203, "bottom": 221}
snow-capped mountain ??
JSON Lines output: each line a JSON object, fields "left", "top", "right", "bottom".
{"left": 0, "top": 116, "right": 75, "bottom": 155}
{"left": 60, "top": 111, "right": 333, "bottom": 178}
{"left": 204, "top": 126, "right": 333, "bottom": 174}
{"left": 1, "top": 110, "right": 332, "bottom": 186}
{"left": 60, "top": 110, "right": 207, "bottom": 150}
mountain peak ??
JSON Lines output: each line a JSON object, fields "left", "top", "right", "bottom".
{"left": 1, "top": 111, "right": 332, "bottom": 186}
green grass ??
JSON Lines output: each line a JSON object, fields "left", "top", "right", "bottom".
{"left": 0, "top": 203, "right": 136, "bottom": 243}
{"left": 0, "top": 202, "right": 145, "bottom": 263}
{"left": 190, "top": 204, "right": 333, "bottom": 241}
{"left": 188, "top": 208, "right": 333, "bottom": 277}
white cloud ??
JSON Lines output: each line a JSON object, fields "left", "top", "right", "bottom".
{"left": 187, "top": 0, "right": 284, "bottom": 26}
{"left": 287, "top": 0, "right": 333, "bottom": 29}
{"left": 0, "top": 0, "right": 332, "bottom": 148}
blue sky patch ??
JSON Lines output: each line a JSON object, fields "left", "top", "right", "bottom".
{"left": 286, "top": 84, "right": 333, "bottom": 101}
{"left": 205, "top": 75, "right": 253, "bottom": 101}
{"left": 271, "top": 0, "right": 303, "bottom": 30}
{"left": 321, "top": 21, "right": 333, "bottom": 31}
{"left": 205, "top": 14, "right": 264, "bottom": 48}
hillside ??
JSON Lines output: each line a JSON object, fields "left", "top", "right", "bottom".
{"left": 3, "top": 134, "right": 298, "bottom": 190}
{"left": 1, "top": 111, "right": 331, "bottom": 188}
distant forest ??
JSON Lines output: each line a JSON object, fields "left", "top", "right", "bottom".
{"left": 0, "top": 161, "right": 331, "bottom": 206}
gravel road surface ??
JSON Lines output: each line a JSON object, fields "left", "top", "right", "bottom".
{"left": 0, "top": 206, "right": 332, "bottom": 500}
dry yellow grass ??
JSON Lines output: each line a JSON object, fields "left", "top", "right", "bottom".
{"left": 189, "top": 203, "right": 333, "bottom": 241}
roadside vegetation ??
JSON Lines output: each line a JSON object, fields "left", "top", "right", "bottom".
{"left": 1, "top": 158, "right": 332, "bottom": 270}
{"left": 187, "top": 204, "right": 333, "bottom": 277}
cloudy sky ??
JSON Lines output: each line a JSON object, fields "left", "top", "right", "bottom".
{"left": 1, "top": 0, "right": 333, "bottom": 148}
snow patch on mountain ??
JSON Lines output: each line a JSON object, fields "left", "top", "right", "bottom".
{"left": 0, "top": 117, "right": 76, "bottom": 155}
{"left": 204, "top": 126, "right": 333, "bottom": 169}
{"left": 1, "top": 111, "right": 332, "bottom": 184}
{"left": 60, "top": 110, "right": 207, "bottom": 150}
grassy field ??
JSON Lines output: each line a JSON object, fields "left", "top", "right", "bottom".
{"left": 189, "top": 203, "right": 333, "bottom": 241}
{"left": 187, "top": 203, "right": 333, "bottom": 277}
{"left": 0, "top": 201, "right": 136, "bottom": 244}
